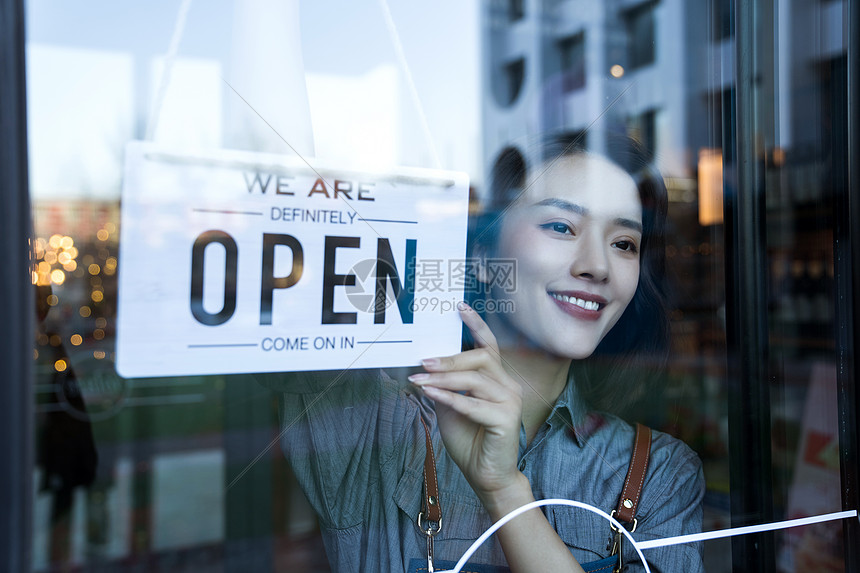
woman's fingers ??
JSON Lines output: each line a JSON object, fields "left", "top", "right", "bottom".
{"left": 458, "top": 302, "right": 499, "bottom": 352}
{"left": 419, "top": 303, "right": 500, "bottom": 373}
{"left": 421, "top": 346, "right": 521, "bottom": 394}
{"left": 423, "top": 352, "right": 518, "bottom": 399}
{"left": 409, "top": 370, "right": 517, "bottom": 403}
{"left": 420, "top": 385, "right": 518, "bottom": 428}
{"left": 423, "top": 347, "right": 494, "bottom": 373}
{"left": 413, "top": 302, "right": 522, "bottom": 403}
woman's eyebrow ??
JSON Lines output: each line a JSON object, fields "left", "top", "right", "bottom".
{"left": 533, "top": 198, "right": 642, "bottom": 233}
{"left": 533, "top": 197, "right": 587, "bottom": 215}
{"left": 615, "top": 217, "right": 643, "bottom": 233}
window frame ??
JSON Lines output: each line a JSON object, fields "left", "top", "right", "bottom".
{"left": 0, "top": 0, "right": 34, "bottom": 571}
{"left": 838, "top": 1, "right": 860, "bottom": 569}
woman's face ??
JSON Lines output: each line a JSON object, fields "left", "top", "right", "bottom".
{"left": 488, "top": 154, "right": 642, "bottom": 360}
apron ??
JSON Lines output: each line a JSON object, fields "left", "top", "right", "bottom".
{"left": 407, "top": 554, "right": 620, "bottom": 572}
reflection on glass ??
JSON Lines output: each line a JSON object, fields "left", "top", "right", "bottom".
{"left": 20, "top": 0, "right": 852, "bottom": 571}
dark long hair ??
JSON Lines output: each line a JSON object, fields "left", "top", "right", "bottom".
{"left": 469, "top": 135, "right": 670, "bottom": 414}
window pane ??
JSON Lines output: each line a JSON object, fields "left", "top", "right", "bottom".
{"left": 19, "top": 1, "right": 856, "bottom": 572}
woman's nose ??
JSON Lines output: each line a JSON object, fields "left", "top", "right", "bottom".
{"left": 570, "top": 233, "right": 610, "bottom": 282}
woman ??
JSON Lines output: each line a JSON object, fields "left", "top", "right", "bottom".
{"left": 260, "top": 143, "right": 704, "bottom": 572}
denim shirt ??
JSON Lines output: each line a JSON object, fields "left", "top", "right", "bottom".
{"left": 259, "top": 368, "right": 704, "bottom": 572}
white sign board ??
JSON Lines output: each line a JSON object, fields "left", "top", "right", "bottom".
{"left": 117, "top": 142, "right": 469, "bottom": 377}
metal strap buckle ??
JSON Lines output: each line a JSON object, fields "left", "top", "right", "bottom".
{"left": 609, "top": 509, "right": 637, "bottom": 533}
{"left": 417, "top": 511, "right": 443, "bottom": 536}
{"left": 418, "top": 512, "right": 442, "bottom": 573}
{"left": 609, "top": 510, "right": 637, "bottom": 573}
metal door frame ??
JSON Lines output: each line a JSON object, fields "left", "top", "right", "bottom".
{"left": 726, "top": 0, "right": 860, "bottom": 569}
{"left": 838, "top": 1, "right": 860, "bottom": 569}
{"left": 0, "top": 0, "right": 34, "bottom": 570}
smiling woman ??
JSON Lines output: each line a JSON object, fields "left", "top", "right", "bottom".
{"left": 257, "top": 138, "right": 703, "bottom": 572}
{"left": 470, "top": 138, "right": 671, "bottom": 414}
{"left": 481, "top": 153, "right": 644, "bottom": 361}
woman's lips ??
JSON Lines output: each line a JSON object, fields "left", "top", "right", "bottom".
{"left": 548, "top": 291, "right": 606, "bottom": 321}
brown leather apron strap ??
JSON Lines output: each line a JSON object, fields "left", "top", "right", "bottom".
{"left": 614, "top": 422, "right": 652, "bottom": 526}
{"left": 420, "top": 417, "right": 442, "bottom": 525}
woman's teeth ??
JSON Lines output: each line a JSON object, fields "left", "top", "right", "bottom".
{"left": 551, "top": 293, "right": 600, "bottom": 311}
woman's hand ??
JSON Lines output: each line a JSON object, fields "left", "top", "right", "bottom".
{"left": 409, "top": 303, "right": 525, "bottom": 504}
{"left": 410, "top": 304, "right": 585, "bottom": 573}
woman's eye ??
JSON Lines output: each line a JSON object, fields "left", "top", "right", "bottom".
{"left": 541, "top": 222, "right": 573, "bottom": 235}
{"left": 613, "top": 240, "right": 639, "bottom": 253}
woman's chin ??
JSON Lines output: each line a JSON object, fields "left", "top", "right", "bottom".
{"left": 551, "top": 343, "right": 599, "bottom": 362}
{"left": 505, "top": 335, "right": 598, "bottom": 363}
{"left": 485, "top": 312, "right": 601, "bottom": 360}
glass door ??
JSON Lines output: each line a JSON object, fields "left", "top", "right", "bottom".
{"left": 4, "top": 0, "right": 859, "bottom": 571}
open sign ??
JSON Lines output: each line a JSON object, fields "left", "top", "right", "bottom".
{"left": 116, "top": 143, "right": 469, "bottom": 378}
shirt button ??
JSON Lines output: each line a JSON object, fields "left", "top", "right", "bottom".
{"left": 518, "top": 459, "right": 526, "bottom": 471}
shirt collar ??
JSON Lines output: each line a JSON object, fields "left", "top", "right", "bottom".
{"left": 549, "top": 376, "right": 604, "bottom": 447}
